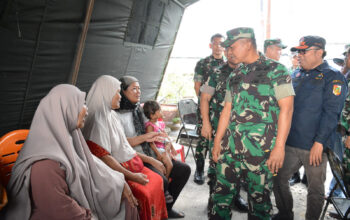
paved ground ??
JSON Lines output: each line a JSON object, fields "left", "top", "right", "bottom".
{"left": 170, "top": 133, "right": 337, "bottom": 220}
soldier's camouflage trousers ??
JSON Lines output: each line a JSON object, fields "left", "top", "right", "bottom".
{"left": 195, "top": 134, "right": 209, "bottom": 170}
{"left": 343, "top": 147, "right": 350, "bottom": 191}
{"left": 207, "top": 139, "right": 217, "bottom": 194}
{"left": 208, "top": 152, "right": 273, "bottom": 220}
{"left": 195, "top": 103, "right": 209, "bottom": 164}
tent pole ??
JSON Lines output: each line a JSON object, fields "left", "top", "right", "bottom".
{"left": 70, "top": 0, "right": 95, "bottom": 85}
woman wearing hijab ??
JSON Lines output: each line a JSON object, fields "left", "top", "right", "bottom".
{"left": 117, "top": 76, "right": 191, "bottom": 219}
{"left": 83, "top": 75, "right": 167, "bottom": 220}
{"left": 1, "top": 84, "right": 139, "bottom": 220}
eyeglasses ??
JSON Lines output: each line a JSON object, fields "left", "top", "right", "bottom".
{"left": 297, "top": 48, "right": 320, "bottom": 55}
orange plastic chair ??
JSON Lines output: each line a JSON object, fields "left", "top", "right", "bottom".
{"left": 0, "top": 184, "right": 7, "bottom": 211}
{"left": 0, "top": 129, "right": 29, "bottom": 187}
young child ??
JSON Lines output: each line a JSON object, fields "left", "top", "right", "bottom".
{"left": 143, "top": 101, "right": 177, "bottom": 180}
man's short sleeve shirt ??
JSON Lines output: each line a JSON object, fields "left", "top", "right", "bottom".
{"left": 224, "top": 53, "right": 295, "bottom": 162}
{"left": 193, "top": 55, "right": 225, "bottom": 85}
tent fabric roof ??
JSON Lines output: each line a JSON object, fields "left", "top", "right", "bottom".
{"left": 0, "top": 0, "right": 198, "bottom": 136}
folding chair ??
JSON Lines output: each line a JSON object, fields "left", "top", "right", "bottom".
{"left": 0, "top": 129, "right": 29, "bottom": 187}
{"left": 321, "top": 149, "right": 350, "bottom": 220}
{"left": 176, "top": 99, "right": 199, "bottom": 160}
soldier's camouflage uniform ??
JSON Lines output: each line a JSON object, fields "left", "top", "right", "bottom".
{"left": 201, "top": 63, "right": 234, "bottom": 193}
{"left": 208, "top": 53, "right": 294, "bottom": 220}
{"left": 339, "top": 71, "right": 350, "bottom": 190}
{"left": 194, "top": 55, "right": 225, "bottom": 164}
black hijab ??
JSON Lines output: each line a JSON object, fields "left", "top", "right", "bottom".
{"left": 117, "top": 76, "right": 152, "bottom": 156}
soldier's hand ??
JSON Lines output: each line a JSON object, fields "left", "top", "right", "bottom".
{"left": 212, "top": 141, "right": 221, "bottom": 163}
{"left": 309, "top": 142, "right": 323, "bottom": 166}
{"left": 266, "top": 146, "right": 285, "bottom": 174}
{"left": 201, "top": 121, "right": 212, "bottom": 140}
{"left": 345, "top": 136, "right": 350, "bottom": 149}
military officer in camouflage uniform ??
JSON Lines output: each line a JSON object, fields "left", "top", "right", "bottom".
{"left": 264, "top": 38, "right": 287, "bottom": 61}
{"left": 330, "top": 46, "right": 350, "bottom": 200}
{"left": 340, "top": 46, "right": 350, "bottom": 192}
{"left": 209, "top": 27, "right": 295, "bottom": 220}
{"left": 273, "top": 36, "right": 347, "bottom": 220}
{"left": 193, "top": 33, "right": 225, "bottom": 184}
{"left": 200, "top": 50, "right": 248, "bottom": 212}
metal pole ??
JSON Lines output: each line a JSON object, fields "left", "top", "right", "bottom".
{"left": 266, "top": 0, "right": 271, "bottom": 39}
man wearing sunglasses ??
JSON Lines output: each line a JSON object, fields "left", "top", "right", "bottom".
{"left": 273, "top": 36, "right": 348, "bottom": 220}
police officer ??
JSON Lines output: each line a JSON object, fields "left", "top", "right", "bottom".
{"left": 193, "top": 33, "right": 225, "bottom": 184}
{"left": 209, "top": 27, "right": 295, "bottom": 220}
{"left": 273, "top": 36, "right": 348, "bottom": 220}
{"left": 200, "top": 50, "right": 248, "bottom": 212}
{"left": 264, "top": 38, "right": 287, "bottom": 61}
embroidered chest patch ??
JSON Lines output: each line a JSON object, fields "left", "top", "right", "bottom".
{"left": 333, "top": 85, "right": 342, "bottom": 96}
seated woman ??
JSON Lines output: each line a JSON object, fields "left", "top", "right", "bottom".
{"left": 1, "top": 84, "right": 138, "bottom": 220}
{"left": 83, "top": 75, "right": 167, "bottom": 220}
{"left": 117, "top": 76, "right": 191, "bottom": 218}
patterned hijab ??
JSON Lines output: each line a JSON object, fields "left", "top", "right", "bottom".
{"left": 3, "top": 84, "right": 125, "bottom": 220}
{"left": 117, "top": 76, "right": 152, "bottom": 156}
{"left": 83, "top": 75, "right": 136, "bottom": 163}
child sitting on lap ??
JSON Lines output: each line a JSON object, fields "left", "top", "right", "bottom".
{"left": 143, "top": 101, "right": 177, "bottom": 179}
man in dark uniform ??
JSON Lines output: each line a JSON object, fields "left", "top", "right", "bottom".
{"left": 209, "top": 27, "right": 295, "bottom": 220}
{"left": 200, "top": 49, "right": 248, "bottom": 212}
{"left": 193, "top": 33, "right": 225, "bottom": 184}
{"left": 273, "top": 36, "right": 348, "bottom": 220}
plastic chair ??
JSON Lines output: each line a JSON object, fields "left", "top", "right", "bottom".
{"left": 320, "top": 149, "right": 350, "bottom": 220}
{"left": 176, "top": 99, "right": 199, "bottom": 160}
{"left": 0, "top": 183, "right": 7, "bottom": 211}
{"left": 0, "top": 129, "right": 29, "bottom": 187}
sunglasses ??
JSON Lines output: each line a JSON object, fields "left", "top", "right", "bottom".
{"left": 297, "top": 48, "right": 320, "bottom": 55}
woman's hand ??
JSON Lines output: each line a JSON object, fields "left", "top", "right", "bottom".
{"left": 131, "top": 173, "right": 149, "bottom": 185}
{"left": 144, "top": 132, "right": 164, "bottom": 143}
{"left": 150, "top": 157, "right": 166, "bottom": 175}
{"left": 122, "top": 183, "right": 138, "bottom": 208}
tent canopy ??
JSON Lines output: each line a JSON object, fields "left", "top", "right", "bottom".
{"left": 0, "top": 0, "right": 198, "bottom": 136}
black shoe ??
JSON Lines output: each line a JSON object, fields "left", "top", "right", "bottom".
{"left": 288, "top": 172, "right": 301, "bottom": 186}
{"left": 194, "top": 170, "right": 204, "bottom": 185}
{"left": 301, "top": 174, "right": 308, "bottom": 186}
{"left": 233, "top": 195, "right": 248, "bottom": 213}
{"left": 168, "top": 209, "right": 185, "bottom": 218}
{"left": 272, "top": 212, "right": 294, "bottom": 220}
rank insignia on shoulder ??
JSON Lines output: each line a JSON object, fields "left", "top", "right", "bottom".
{"left": 315, "top": 73, "right": 324, "bottom": 80}
{"left": 333, "top": 84, "right": 342, "bottom": 96}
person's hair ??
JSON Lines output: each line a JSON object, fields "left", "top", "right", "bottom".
{"left": 210, "top": 33, "right": 224, "bottom": 43}
{"left": 322, "top": 51, "right": 327, "bottom": 58}
{"left": 143, "top": 100, "right": 161, "bottom": 119}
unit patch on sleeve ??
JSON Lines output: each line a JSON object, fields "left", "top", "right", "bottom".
{"left": 333, "top": 84, "right": 342, "bottom": 96}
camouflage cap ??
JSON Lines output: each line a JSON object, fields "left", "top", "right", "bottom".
{"left": 333, "top": 58, "right": 344, "bottom": 67}
{"left": 264, "top": 38, "right": 287, "bottom": 50}
{"left": 343, "top": 44, "right": 350, "bottom": 56}
{"left": 221, "top": 27, "right": 255, "bottom": 48}
{"left": 290, "top": 35, "right": 326, "bottom": 52}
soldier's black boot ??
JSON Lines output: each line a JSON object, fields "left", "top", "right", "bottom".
{"left": 288, "top": 171, "right": 301, "bottom": 186}
{"left": 272, "top": 212, "right": 294, "bottom": 220}
{"left": 194, "top": 160, "right": 204, "bottom": 184}
{"left": 233, "top": 195, "right": 248, "bottom": 213}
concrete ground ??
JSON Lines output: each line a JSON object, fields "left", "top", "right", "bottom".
{"left": 169, "top": 133, "right": 338, "bottom": 220}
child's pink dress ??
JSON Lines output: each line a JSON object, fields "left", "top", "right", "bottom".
{"left": 145, "top": 121, "right": 166, "bottom": 152}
